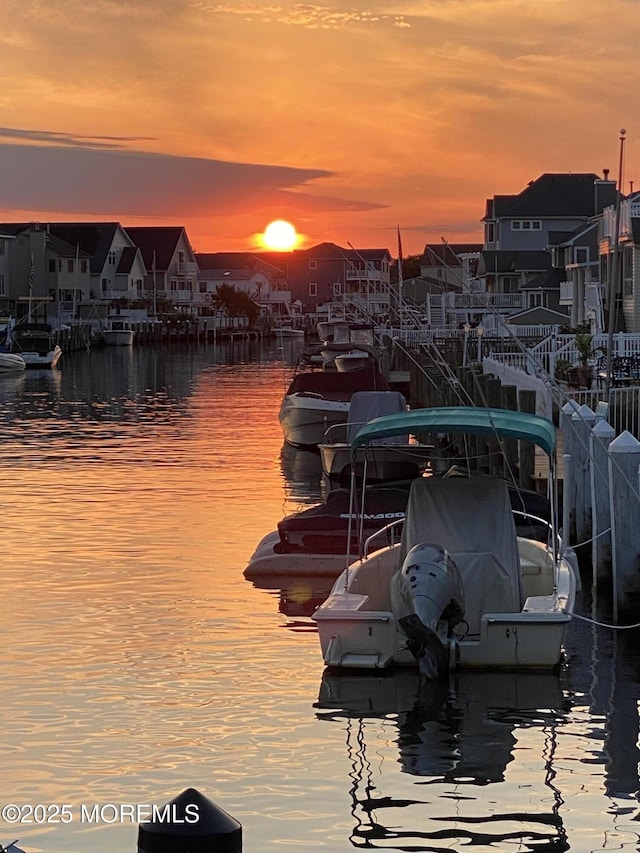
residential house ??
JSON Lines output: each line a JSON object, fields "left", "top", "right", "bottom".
{"left": 124, "top": 226, "right": 198, "bottom": 314}
{"left": 195, "top": 252, "right": 289, "bottom": 317}
{"left": 256, "top": 243, "right": 393, "bottom": 320}
{"left": 0, "top": 222, "right": 94, "bottom": 321}
{"left": 478, "top": 172, "right": 617, "bottom": 328}
{"left": 45, "top": 222, "right": 140, "bottom": 304}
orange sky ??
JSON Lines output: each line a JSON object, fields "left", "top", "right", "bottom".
{"left": 0, "top": 0, "right": 637, "bottom": 256}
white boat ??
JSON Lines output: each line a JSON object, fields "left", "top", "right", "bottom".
{"left": 9, "top": 323, "right": 62, "bottom": 369}
{"left": 273, "top": 319, "right": 305, "bottom": 338}
{"left": 0, "top": 351, "right": 26, "bottom": 372}
{"left": 278, "top": 367, "right": 392, "bottom": 448}
{"left": 319, "top": 390, "right": 432, "bottom": 485}
{"left": 312, "top": 406, "right": 578, "bottom": 676}
{"left": 102, "top": 317, "right": 135, "bottom": 346}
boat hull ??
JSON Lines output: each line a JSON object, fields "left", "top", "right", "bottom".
{"left": 279, "top": 394, "right": 350, "bottom": 448}
{"left": 0, "top": 353, "right": 26, "bottom": 372}
{"left": 319, "top": 442, "right": 432, "bottom": 485}
{"left": 313, "top": 538, "right": 576, "bottom": 672}
{"left": 102, "top": 330, "right": 135, "bottom": 346}
{"left": 21, "top": 346, "right": 62, "bottom": 369}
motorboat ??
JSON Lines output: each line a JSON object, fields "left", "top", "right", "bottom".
{"left": 278, "top": 367, "right": 392, "bottom": 448}
{"left": 9, "top": 322, "right": 62, "bottom": 368}
{"left": 0, "top": 351, "right": 26, "bottom": 372}
{"left": 273, "top": 319, "right": 305, "bottom": 338}
{"left": 312, "top": 406, "right": 578, "bottom": 676}
{"left": 319, "top": 322, "right": 381, "bottom": 373}
{"left": 245, "top": 471, "right": 552, "bottom": 583}
{"left": 244, "top": 483, "right": 412, "bottom": 580}
{"left": 102, "top": 316, "right": 135, "bottom": 346}
{"left": 319, "top": 390, "right": 432, "bottom": 485}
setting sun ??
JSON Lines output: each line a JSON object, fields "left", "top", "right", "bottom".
{"left": 261, "top": 219, "right": 299, "bottom": 251}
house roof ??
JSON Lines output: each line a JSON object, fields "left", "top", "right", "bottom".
{"left": 116, "top": 246, "right": 140, "bottom": 275}
{"left": 46, "top": 223, "right": 124, "bottom": 274}
{"left": 421, "top": 243, "right": 482, "bottom": 265}
{"left": 124, "top": 226, "right": 188, "bottom": 270}
{"left": 195, "top": 252, "right": 284, "bottom": 276}
{"left": 484, "top": 173, "right": 615, "bottom": 220}
{"left": 506, "top": 305, "right": 570, "bottom": 325}
{"left": 520, "top": 267, "right": 567, "bottom": 290}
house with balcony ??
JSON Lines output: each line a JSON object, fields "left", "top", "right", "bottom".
{"left": 194, "top": 253, "right": 290, "bottom": 318}
{"left": 475, "top": 172, "right": 617, "bottom": 331}
{"left": 257, "top": 243, "right": 393, "bottom": 320}
{"left": 124, "top": 226, "right": 198, "bottom": 314}
{"left": 0, "top": 222, "right": 96, "bottom": 321}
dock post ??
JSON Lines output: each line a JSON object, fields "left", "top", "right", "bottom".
{"left": 608, "top": 431, "right": 640, "bottom": 619}
{"left": 571, "top": 405, "right": 597, "bottom": 550}
{"left": 137, "top": 788, "right": 242, "bottom": 852}
{"left": 560, "top": 400, "right": 581, "bottom": 542}
{"left": 590, "top": 419, "right": 615, "bottom": 590}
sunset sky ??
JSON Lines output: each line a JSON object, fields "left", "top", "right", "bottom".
{"left": 0, "top": 0, "right": 637, "bottom": 256}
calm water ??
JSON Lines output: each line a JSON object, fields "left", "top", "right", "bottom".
{"left": 1, "top": 340, "right": 640, "bottom": 853}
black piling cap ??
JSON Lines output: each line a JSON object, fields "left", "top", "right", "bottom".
{"left": 137, "top": 788, "right": 242, "bottom": 853}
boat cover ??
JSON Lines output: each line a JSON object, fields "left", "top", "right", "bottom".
{"left": 277, "top": 485, "right": 411, "bottom": 554}
{"left": 397, "top": 476, "right": 522, "bottom": 635}
{"left": 347, "top": 391, "right": 407, "bottom": 445}
{"left": 352, "top": 406, "right": 557, "bottom": 458}
{"left": 286, "top": 368, "right": 391, "bottom": 400}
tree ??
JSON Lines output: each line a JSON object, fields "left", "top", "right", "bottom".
{"left": 211, "top": 284, "right": 259, "bottom": 326}
{"left": 390, "top": 255, "right": 422, "bottom": 283}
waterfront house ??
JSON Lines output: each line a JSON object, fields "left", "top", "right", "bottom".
{"left": 194, "top": 252, "right": 290, "bottom": 319}
{"left": 124, "top": 226, "right": 198, "bottom": 314}
{"left": 257, "top": 242, "right": 393, "bottom": 320}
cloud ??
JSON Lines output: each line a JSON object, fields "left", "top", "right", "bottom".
{"left": 0, "top": 127, "right": 157, "bottom": 150}
{"left": 190, "top": 1, "right": 409, "bottom": 28}
{"left": 0, "top": 137, "right": 385, "bottom": 218}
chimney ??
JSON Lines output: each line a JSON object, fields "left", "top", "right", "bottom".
{"left": 603, "top": 168, "right": 610, "bottom": 180}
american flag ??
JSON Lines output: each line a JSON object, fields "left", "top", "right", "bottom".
{"left": 28, "top": 256, "right": 34, "bottom": 292}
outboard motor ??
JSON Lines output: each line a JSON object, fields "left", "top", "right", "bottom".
{"left": 391, "top": 544, "right": 465, "bottom": 679}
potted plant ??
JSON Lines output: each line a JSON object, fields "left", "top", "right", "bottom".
{"left": 573, "top": 331, "right": 601, "bottom": 389}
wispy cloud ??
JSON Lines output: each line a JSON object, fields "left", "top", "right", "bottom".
{"left": 191, "top": 1, "right": 409, "bottom": 28}
{"left": 0, "top": 127, "right": 157, "bottom": 150}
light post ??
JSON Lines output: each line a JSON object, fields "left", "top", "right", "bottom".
{"left": 476, "top": 324, "right": 484, "bottom": 363}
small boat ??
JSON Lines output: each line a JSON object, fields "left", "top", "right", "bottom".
{"left": 244, "top": 483, "right": 412, "bottom": 580}
{"left": 102, "top": 317, "right": 135, "bottom": 346}
{"left": 319, "top": 322, "right": 381, "bottom": 372}
{"left": 319, "top": 390, "right": 432, "bottom": 485}
{"left": 9, "top": 323, "right": 62, "bottom": 369}
{"left": 0, "top": 351, "right": 26, "bottom": 372}
{"left": 312, "top": 406, "right": 578, "bottom": 676}
{"left": 278, "top": 367, "right": 392, "bottom": 448}
{"left": 273, "top": 319, "right": 305, "bottom": 339}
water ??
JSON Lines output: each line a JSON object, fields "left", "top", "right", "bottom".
{"left": 1, "top": 340, "right": 640, "bottom": 853}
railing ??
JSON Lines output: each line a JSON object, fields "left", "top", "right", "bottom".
{"left": 446, "top": 292, "right": 524, "bottom": 309}
{"left": 566, "top": 386, "right": 640, "bottom": 439}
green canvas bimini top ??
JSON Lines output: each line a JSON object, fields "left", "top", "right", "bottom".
{"left": 351, "top": 406, "right": 557, "bottom": 458}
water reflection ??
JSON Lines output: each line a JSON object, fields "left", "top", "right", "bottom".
{"left": 316, "top": 669, "right": 572, "bottom": 851}
{"left": 279, "top": 442, "right": 324, "bottom": 505}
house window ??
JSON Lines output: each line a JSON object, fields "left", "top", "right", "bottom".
{"left": 0, "top": 240, "right": 4, "bottom": 255}
{"left": 170, "top": 278, "right": 177, "bottom": 291}
{"left": 309, "top": 282, "right": 317, "bottom": 296}
{"left": 68, "top": 260, "right": 74, "bottom": 273}
{"left": 81, "top": 260, "right": 87, "bottom": 273}
{"left": 333, "top": 282, "right": 342, "bottom": 296}
{"left": 575, "top": 247, "right": 588, "bottom": 264}
{"left": 108, "top": 251, "right": 116, "bottom": 265}
{"left": 309, "top": 260, "right": 317, "bottom": 270}
{"left": 49, "top": 259, "right": 56, "bottom": 273}
{"left": 511, "top": 220, "right": 542, "bottom": 231}
{"left": 486, "top": 222, "right": 495, "bottom": 243}
{"left": 199, "top": 281, "right": 207, "bottom": 293}
{"left": 101, "top": 278, "right": 108, "bottom": 291}
{"left": 528, "top": 291, "right": 545, "bottom": 308}
{"left": 0, "top": 274, "right": 4, "bottom": 295}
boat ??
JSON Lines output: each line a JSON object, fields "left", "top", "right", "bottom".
{"left": 101, "top": 316, "right": 135, "bottom": 346}
{"left": 312, "top": 406, "right": 578, "bottom": 676}
{"left": 319, "top": 390, "right": 432, "bottom": 485}
{"left": 244, "top": 483, "right": 412, "bottom": 580}
{"left": 245, "top": 471, "right": 552, "bottom": 582}
{"left": 9, "top": 323, "right": 62, "bottom": 368}
{"left": 273, "top": 319, "right": 305, "bottom": 339}
{"left": 0, "top": 349, "right": 26, "bottom": 373}
{"left": 319, "top": 322, "right": 381, "bottom": 373}
{"left": 278, "top": 367, "right": 392, "bottom": 448}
